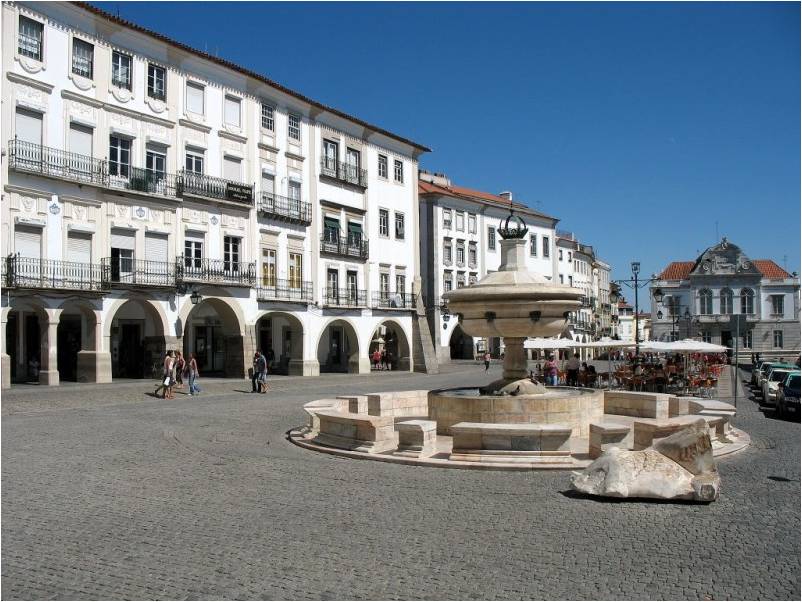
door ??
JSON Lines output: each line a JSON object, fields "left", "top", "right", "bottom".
{"left": 347, "top": 271, "right": 358, "bottom": 304}
{"left": 15, "top": 226, "right": 42, "bottom": 259}
{"left": 110, "top": 229, "right": 135, "bottom": 282}
{"left": 194, "top": 325, "right": 209, "bottom": 371}
{"left": 262, "top": 248, "right": 276, "bottom": 287}
{"left": 323, "top": 140, "right": 338, "bottom": 171}
{"left": 327, "top": 269, "right": 339, "bottom": 300}
{"left": 144, "top": 232, "right": 168, "bottom": 283}
{"left": 118, "top": 323, "right": 143, "bottom": 378}
{"left": 67, "top": 232, "right": 92, "bottom": 288}
{"left": 721, "top": 331, "right": 733, "bottom": 361}
{"left": 57, "top": 316, "right": 81, "bottom": 382}
{"left": 69, "top": 123, "right": 94, "bottom": 178}
{"left": 25, "top": 314, "right": 40, "bottom": 381}
{"left": 329, "top": 327, "right": 343, "bottom": 372}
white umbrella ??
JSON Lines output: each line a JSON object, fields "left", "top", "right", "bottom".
{"left": 523, "top": 337, "right": 578, "bottom": 350}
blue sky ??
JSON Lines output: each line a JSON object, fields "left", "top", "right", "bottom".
{"left": 96, "top": 1, "right": 800, "bottom": 287}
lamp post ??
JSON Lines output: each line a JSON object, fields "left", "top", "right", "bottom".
{"left": 610, "top": 262, "right": 662, "bottom": 357}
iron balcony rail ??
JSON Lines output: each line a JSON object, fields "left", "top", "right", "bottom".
{"left": 256, "top": 279, "right": 313, "bottom": 303}
{"left": 177, "top": 256, "right": 256, "bottom": 287}
{"left": 179, "top": 170, "right": 253, "bottom": 204}
{"left": 321, "top": 287, "right": 368, "bottom": 307}
{"left": 320, "top": 235, "right": 369, "bottom": 260}
{"left": 8, "top": 139, "right": 107, "bottom": 186}
{"left": 108, "top": 166, "right": 180, "bottom": 198}
{"left": 4, "top": 255, "right": 108, "bottom": 291}
{"left": 257, "top": 192, "right": 312, "bottom": 225}
{"left": 319, "top": 158, "right": 368, "bottom": 188}
{"left": 372, "top": 291, "right": 416, "bottom": 309}
{"left": 101, "top": 258, "right": 176, "bottom": 287}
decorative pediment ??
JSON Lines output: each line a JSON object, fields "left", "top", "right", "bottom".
{"left": 690, "top": 238, "right": 761, "bottom": 277}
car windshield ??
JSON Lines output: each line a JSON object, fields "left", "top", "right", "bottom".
{"left": 769, "top": 371, "right": 791, "bottom": 383}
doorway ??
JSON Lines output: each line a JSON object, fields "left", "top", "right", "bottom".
{"left": 24, "top": 314, "right": 41, "bottom": 381}
{"left": 117, "top": 323, "right": 144, "bottom": 378}
{"left": 57, "top": 316, "right": 82, "bottom": 382}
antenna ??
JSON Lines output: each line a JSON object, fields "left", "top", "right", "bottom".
{"left": 715, "top": 221, "right": 719, "bottom": 242}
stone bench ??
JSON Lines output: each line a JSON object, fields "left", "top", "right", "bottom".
{"left": 367, "top": 390, "right": 429, "bottom": 418}
{"left": 604, "top": 391, "right": 670, "bottom": 419}
{"left": 449, "top": 422, "right": 572, "bottom": 463}
{"left": 589, "top": 422, "right": 631, "bottom": 459}
{"left": 634, "top": 415, "right": 726, "bottom": 450}
{"left": 304, "top": 398, "right": 348, "bottom": 435}
{"left": 313, "top": 410, "right": 397, "bottom": 454}
{"left": 395, "top": 419, "right": 437, "bottom": 458}
{"left": 337, "top": 395, "right": 369, "bottom": 414}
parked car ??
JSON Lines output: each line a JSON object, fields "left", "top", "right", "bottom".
{"left": 761, "top": 367, "right": 796, "bottom": 405}
{"left": 752, "top": 361, "right": 773, "bottom": 387}
{"left": 756, "top": 362, "right": 795, "bottom": 392}
{"left": 776, "top": 372, "right": 801, "bottom": 418}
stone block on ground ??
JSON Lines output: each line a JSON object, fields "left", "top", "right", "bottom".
{"left": 313, "top": 410, "right": 397, "bottom": 453}
{"left": 395, "top": 419, "right": 437, "bottom": 458}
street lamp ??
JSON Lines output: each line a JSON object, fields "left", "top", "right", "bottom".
{"left": 190, "top": 290, "right": 202, "bottom": 305}
{"left": 611, "top": 262, "right": 661, "bottom": 357}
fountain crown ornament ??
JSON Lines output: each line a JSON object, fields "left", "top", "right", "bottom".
{"left": 498, "top": 206, "right": 529, "bottom": 240}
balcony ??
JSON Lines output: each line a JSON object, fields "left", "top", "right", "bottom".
{"left": 179, "top": 170, "right": 253, "bottom": 204}
{"left": 321, "top": 287, "right": 367, "bottom": 308}
{"left": 372, "top": 291, "right": 416, "bottom": 310}
{"left": 101, "top": 258, "right": 176, "bottom": 288}
{"left": 319, "top": 158, "right": 368, "bottom": 188}
{"left": 4, "top": 255, "right": 108, "bottom": 292}
{"left": 9, "top": 139, "right": 107, "bottom": 187}
{"left": 176, "top": 257, "right": 256, "bottom": 287}
{"left": 320, "top": 235, "right": 369, "bottom": 261}
{"left": 108, "top": 166, "right": 180, "bottom": 198}
{"left": 257, "top": 192, "right": 312, "bottom": 225}
{"left": 256, "top": 279, "right": 313, "bottom": 304}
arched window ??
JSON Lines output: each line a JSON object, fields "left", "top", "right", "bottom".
{"left": 699, "top": 289, "right": 713, "bottom": 315}
{"left": 740, "top": 288, "right": 755, "bottom": 315}
{"left": 720, "top": 288, "right": 733, "bottom": 315}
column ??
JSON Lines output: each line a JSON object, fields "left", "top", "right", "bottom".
{"left": 1, "top": 308, "right": 10, "bottom": 389}
{"left": 39, "top": 309, "right": 62, "bottom": 386}
{"left": 76, "top": 310, "right": 112, "bottom": 383}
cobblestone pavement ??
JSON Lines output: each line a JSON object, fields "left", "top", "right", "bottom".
{"left": 2, "top": 364, "right": 799, "bottom": 600}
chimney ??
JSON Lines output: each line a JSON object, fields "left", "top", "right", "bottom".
{"left": 499, "top": 191, "right": 513, "bottom": 201}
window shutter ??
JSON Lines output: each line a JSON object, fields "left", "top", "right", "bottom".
{"left": 14, "top": 226, "right": 42, "bottom": 259}
{"left": 69, "top": 124, "right": 93, "bottom": 157}
{"left": 186, "top": 83, "right": 204, "bottom": 114}
{"left": 110, "top": 229, "right": 135, "bottom": 250}
{"left": 224, "top": 97, "right": 241, "bottom": 126}
{"left": 223, "top": 157, "right": 241, "bottom": 181}
{"left": 67, "top": 232, "right": 92, "bottom": 264}
{"left": 144, "top": 233, "right": 168, "bottom": 264}
{"left": 15, "top": 108, "right": 42, "bottom": 145}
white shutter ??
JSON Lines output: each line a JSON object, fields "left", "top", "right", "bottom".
{"left": 110, "top": 229, "right": 135, "bottom": 250}
{"left": 14, "top": 226, "right": 42, "bottom": 259}
{"left": 144, "top": 233, "right": 168, "bottom": 263}
{"left": 186, "top": 82, "right": 204, "bottom": 114}
{"left": 69, "top": 124, "right": 93, "bottom": 157}
{"left": 261, "top": 173, "right": 275, "bottom": 194}
{"left": 224, "top": 96, "right": 241, "bottom": 127}
{"left": 223, "top": 157, "right": 241, "bottom": 181}
{"left": 15, "top": 109, "right": 42, "bottom": 145}
{"left": 67, "top": 232, "right": 92, "bottom": 264}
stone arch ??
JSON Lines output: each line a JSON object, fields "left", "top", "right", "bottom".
{"left": 56, "top": 298, "right": 100, "bottom": 382}
{"left": 449, "top": 323, "right": 474, "bottom": 360}
{"left": 5, "top": 297, "right": 51, "bottom": 384}
{"left": 368, "top": 318, "right": 412, "bottom": 371}
{"left": 254, "top": 310, "right": 305, "bottom": 375}
{"left": 317, "top": 317, "right": 362, "bottom": 373}
{"left": 181, "top": 295, "right": 248, "bottom": 378}
{"left": 105, "top": 298, "right": 169, "bottom": 379}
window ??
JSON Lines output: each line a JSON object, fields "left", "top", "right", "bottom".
{"left": 262, "top": 248, "right": 276, "bottom": 287}
{"left": 701, "top": 331, "right": 712, "bottom": 343}
{"left": 559, "top": 249, "right": 563, "bottom": 261}
{"left": 261, "top": 172, "right": 275, "bottom": 196}
{"left": 468, "top": 214, "right": 476, "bottom": 234}
{"left": 288, "top": 114, "right": 301, "bottom": 140}
{"left": 487, "top": 226, "right": 496, "bottom": 250}
{"left": 288, "top": 253, "right": 303, "bottom": 288}
{"left": 395, "top": 212, "right": 405, "bottom": 240}
{"left": 69, "top": 123, "right": 92, "bottom": 158}
{"left": 530, "top": 234, "right": 537, "bottom": 256}
{"left": 147, "top": 64, "right": 166, "bottom": 100}
{"left": 393, "top": 159, "right": 403, "bottom": 183}
{"left": 378, "top": 154, "right": 388, "bottom": 178}
{"left": 742, "top": 330, "right": 753, "bottom": 349}
{"left": 567, "top": 252, "right": 572, "bottom": 262}
{"left": 773, "top": 330, "right": 784, "bottom": 349}
{"left": 457, "top": 272, "right": 466, "bottom": 288}
{"left": 569, "top": 275, "right": 573, "bottom": 287}
{"left": 261, "top": 103, "right": 274, "bottom": 131}
{"left": 186, "top": 81, "right": 205, "bottom": 115}
{"left": 347, "top": 222, "right": 363, "bottom": 247}
{"left": 542, "top": 236, "right": 550, "bottom": 258}
{"left": 111, "top": 51, "right": 132, "bottom": 89}
{"left": 185, "top": 149, "right": 204, "bottom": 174}
{"left": 456, "top": 242, "right": 465, "bottom": 266}
{"left": 18, "top": 16, "right": 43, "bottom": 61}
{"left": 223, "top": 236, "right": 240, "bottom": 272}
{"left": 323, "top": 216, "right": 339, "bottom": 242}
{"left": 379, "top": 209, "right": 389, "bottom": 237}
{"left": 699, "top": 289, "right": 713, "bottom": 315}
{"left": 443, "top": 239, "right": 452, "bottom": 264}
{"left": 327, "top": 269, "right": 339, "bottom": 293}
{"left": 145, "top": 146, "right": 166, "bottom": 182}
{"left": 771, "top": 295, "right": 784, "bottom": 316}
{"left": 380, "top": 273, "right": 390, "bottom": 295}
{"left": 740, "top": 288, "right": 755, "bottom": 315}
{"left": 223, "top": 156, "right": 242, "bottom": 182}
{"left": 468, "top": 243, "right": 477, "bottom": 266}
{"left": 224, "top": 96, "right": 241, "bottom": 127}
{"left": 72, "top": 38, "right": 93, "bottom": 79}
{"left": 346, "top": 148, "right": 361, "bottom": 182}
{"left": 443, "top": 209, "right": 452, "bottom": 229}
{"left": 347, "top": 271, "right": 358, "bottom": 301}
{"left": 109, "top": 135, "right": 131, "bottom": 178}
{"left": 443, "top": 272, "right": 453, "bottom": 292}
{"left": 720, "top": 288, "right": 733, "bottom": 315}
{"left": 456, "top": 212, "right": 465, "bottom": 231}
{"left": 396, "top": 274, "right": 406, "bottom": 294}
{"left": 16, "top": 108, "right": 43, "bottom": 145}
{"left": 469, "top": 273, "right": 478, "bottom": 285}
{"left": 184, "top": 235, "right": 203, "bottom": 269}
{"left": 323, "top": 140, "right": 338, "bottom": 171}
{"left": 288, "top": 180, "right": 301, "bottom": 205}
{"left": 559, "top": 274, "right": 564, "bottom": 284}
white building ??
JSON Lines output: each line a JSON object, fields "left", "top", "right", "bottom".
{"left": 1, "top": 1, "right": 429, "bottom": 386}
{"left": 418, "top": 171, "right": 559, "bottom": 362}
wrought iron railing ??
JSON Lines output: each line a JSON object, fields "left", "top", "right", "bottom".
{"left": 177, "top": 256, "right": 256, "bottom": 286}
{"left": 18, "top": 33, "right": 41, "bottom": 60}
{"left": 320, "top": 235, "right": 369, "bottom": 260}
{"left": 319, "top": 158, "right": 368, "bottom": 188}
{"left": 257, "top": 192, "right": 312, "bottom": 225}
{"left": 101, "top": 258, "right": 176, "bottom": 287}
{"left": 4, "top": 254, "right": 108, "bottom": 291}
{"left": 256, "top": 279, "right": 313, "bottom": 303}
{"left": 179, "top": 170, "right": 253, "bottom": 204}
{"left": 8, "top": 139, "right": 108, "bottom": 186}
{"left": 372, "top": 291, "right": 416, "bottom": 309}
{"left": 321, "top": 287, "right": 367, "bottom": 307}
{"left": 108, "top": 166, "right": 180, "bottom": 198}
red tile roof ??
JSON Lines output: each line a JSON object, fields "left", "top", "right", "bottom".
{"left": 658, "top": 259, "right": 791, "bottom": 280}
{"left": 71, "top": 2, "right": 430, "bottom": 153}
{"left": 418, "top": 181, "right": 556, "bottom": 222}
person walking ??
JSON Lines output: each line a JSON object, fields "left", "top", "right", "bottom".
{"left": 484, "top": 351, "right": 491, "bottom": 371}
{"left": 259, "top": 349, "right": 270, "bottom": 393}
{"left": 187, "top": 352, "right": 201, "bottom": 396}
{"left": 174, "top": 351, "right": 185, "bottom": 390}
{"left": 155, "top": 350, "right": 173, "bottom": 399}
{"left": 544, "top": 354, "right": 559, "bottom": 386}
{"left": 381, "top": 348, "right": 388, "bottom": 371}
{"left": 251, "top": 351, "right": 266, "bottom": 393}
{"left": 566, "top": 353, "right": 581, "bottom": 387}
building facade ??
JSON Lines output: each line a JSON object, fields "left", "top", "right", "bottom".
{"left": 1, "top": 1, "right": 429, "bottom": 386}
{"left": 650, "top": 238, "right": 800, "bottom": 360}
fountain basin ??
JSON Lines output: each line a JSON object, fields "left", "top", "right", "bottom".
{"left": 428, "top": 387, "right": 604, "bottom": 438}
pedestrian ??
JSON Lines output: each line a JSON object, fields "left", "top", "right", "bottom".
{"left": 174, "top": 350, "right": 185, "bottom": 389}
{"left": 566, "top": 353, "right": 581, "bottom": 387}
{"left": 385, "top": 349, "right": 393, "bottom": 371}
{"left": 484, "top": 351, "right": 491, "bottom": 371}
{"left": 259, "top": 350, "right": 270, "bottom": 393}
{"left": 251, "top": 351, "right": 266, "bottom": 393}
{"left": 372, "top": 349, "right": 381, "bottom": 370}
{"left": 381, "top": 348, "right": 388, "bottom": 371}
{"left": 544, "top": 354, "right": 559, "bottom": 386}
{"left": 188, "top": 352, "right": 201, "bottom": 396}
{"left": 155, "top": 350, "right": 173, "bottom": 398}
